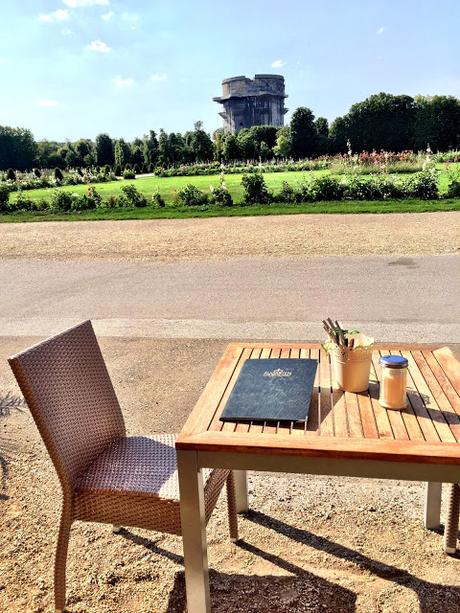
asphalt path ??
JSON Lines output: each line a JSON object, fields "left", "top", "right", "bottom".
{"left": 1, "top": 255, "right": 459, "bottom": 343}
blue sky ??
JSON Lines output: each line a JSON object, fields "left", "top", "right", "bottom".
{"left": 0, "top": 0, "right": 458, "bottom": 141}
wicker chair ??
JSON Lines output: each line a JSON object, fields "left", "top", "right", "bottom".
{"left": 8, "top": 320, "right": 238, "bottom": 613}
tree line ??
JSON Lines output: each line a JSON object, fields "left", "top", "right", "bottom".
{"left": 1, "top": 93, "right": 460, "bottom": 171}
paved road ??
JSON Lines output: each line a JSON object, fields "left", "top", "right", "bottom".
{"left": 1, "top": 255, "right": 459, "bottom": 343}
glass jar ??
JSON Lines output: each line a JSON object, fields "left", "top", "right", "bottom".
{"left": 378, "top": 355, "right": 408, "bottom": 410}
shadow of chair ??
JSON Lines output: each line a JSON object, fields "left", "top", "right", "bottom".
{"left": 244, "top": 511, "right": 460, "bottom": 613}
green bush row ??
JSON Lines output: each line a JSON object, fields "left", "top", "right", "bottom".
{"left": 0, "top": 185, "right": 166, "bottom": 213}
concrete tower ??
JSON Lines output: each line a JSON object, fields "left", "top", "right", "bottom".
{"left": 213, "top": 74, "right": 288, "bottom": 133}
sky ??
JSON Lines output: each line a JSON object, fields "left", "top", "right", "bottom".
{"left": 1, "top": 0, "right": 459, "bottom": 142}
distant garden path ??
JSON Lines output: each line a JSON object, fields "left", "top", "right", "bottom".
{"left": 0, "top": 211, "right": 458, "bottom": 261}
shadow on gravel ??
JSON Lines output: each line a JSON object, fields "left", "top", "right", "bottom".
{"left": 166, "top": 565, "right": 356, "bottom": 613}
{"left": 245, "top": 511, "right": 460, "bottom": 613}
{"left": 0, "top": 392, "right": 25, "bottom": 500}
{"left": 0, "top": 392, "right": 25, "bottom": 417}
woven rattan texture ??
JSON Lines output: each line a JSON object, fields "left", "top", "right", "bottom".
{"left": 74, "top": 434, "right": 229, "bottom": 533}
{"left": 8, "top": 321, "right": 126, "bottom": 492}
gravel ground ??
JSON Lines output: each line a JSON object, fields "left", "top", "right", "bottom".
{"left": 1, "top": 337, "right": 459, "bottom": 613}
{"left": 0, "top": 212, "right": 459, "bottom": 261}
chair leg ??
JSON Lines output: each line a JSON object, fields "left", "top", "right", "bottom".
{"left": 226, "top": 472, "right": 239, "bottom": 542}
{"left": 54, "top": 503, "right": 73, "bottom": 613}
{"left": 444, "top": 483, "right": 460, "bottom": 555}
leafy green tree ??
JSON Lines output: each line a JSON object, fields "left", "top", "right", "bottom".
{"left": 315, "top": 117, "right": 330, "bottom": 155}
{"left": 157, "top": 129, "right": 170, "bottom": 165}
{"left": 329, "top": 117, "right": 349, "bottom": 153}
{"left": 0, "top": 126, "right": 37, "bottom": 170}
{"left": 188, "top": 121, "right": 213, "bottom": 162}
{"left": 290, "top": 107, "right": 317, "bottom": 158}
{"left": 315, "top": 117, "right": 329, "bottom": 137}
{"left": 334, "top": 93, "right": 416, "bottom": 152}
{"left": 237, "top": 129, "right": 258, "bottom": 159}
{"left": 142, "top": 130, "right": 159, "bottom": 167}
{"left": 130, "top": 138, "right": 144, "bottom": 168}
{"left": 273, "top": 126, "right": 292, "bottom": 158}
{"left": 74, "top": 139, "right": 94, "bottom": 167}
{"left": 114, "top": 138, "right": 131, "bottom": 169}
{"left": 168, "top": 133, "right": 186, "bottom": 164}
{"left": 414, "top": 95, "right": 460, "bottom": 151}
{"left": 95, "top": 133, "right": 114, "bottom": 167}
{"left": 222, "top": 134, "right": 240, "bottom": 162}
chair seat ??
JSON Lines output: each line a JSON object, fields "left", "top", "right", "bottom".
{"left": 74, "top": 434, "right": 227, "bottom": 534}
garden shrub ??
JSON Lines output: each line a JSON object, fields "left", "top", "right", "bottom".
{"left": 446, "top": 170, "right": 460, "bottom": 198}
{"left": 175, "top": 184, "right": 209, "bottom": 207}
{"left": 403, "top": 170, "right": 439, "bottom": 199}
{"left": 241, "top": 172, "right": 271, "bottom": 204}
{"left": 133, "top": 163, "right": 140, "bottom": 174}
{"left": 274, "top": 180, "right": 297, "bottom": 203}
{"left": 0, "top": 184, "right": 10, "bottom": 211}
{"left": 114, "top": 165, "right": 122, "bottom": 177}
{"left": 307, "top": 175, "right": 344, "bottom": 201}
{"left": 33, "top": 168, "right": 41, "bottom": 178}
{"left": 54, "top": 167, "right": 64, "bottom": 182}
{"left": 80, "top": 186, "right": 102, "bottom": 209}
{"left": 106, "top": 195, "right": 120, "bottom": 208}
{"left": 121, "top": 184, "right": 148, "bottom": 207}
{"left": 50, "top": 190, "right": 74, "bottom": 211}
{"left": 104, "top": 164, "right": 112, "bottom": 175}
{"left": 209, "top": 184, "right": 233, "bottom": 206}
{"left": 13, "top": 191, "right": 37, "bottom": 211}
{"left": 6, "top": 168, "right": 16, "bottom": 181}
{"left": 122, "top": 169, "right": 136, "bottom": 179}
{"left": 151, "top": 192, "right": 166, "bottom": 208}
{"left": 124, "top": 163, "right": 132, "bottom": 171}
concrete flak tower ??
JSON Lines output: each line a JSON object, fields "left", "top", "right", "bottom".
{"left": 213, "top": 74, "right": 288, "bottom": 133}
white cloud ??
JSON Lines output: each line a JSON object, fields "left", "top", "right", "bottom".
{"left": 63, "top": 0, "right": 109, "bottom": 7}
{"left": 36, "top": 99, "right": 59, "bottom": 108}
{"left": 271, "top": 59, "right": 285, "bottom": 69}
{"left": 87, "top": 39, "right": 111, "bottom": 53}
{"left": 114, "top": 75, "right": 135, "bottom": 88}
{"left": 61, "top": 27, "right": 74, "bottom": 36}
{"left": 38, "top": 9, "right": 70, "bottom": 23}
{"left": 377, "top": 26, "right": 385, "bottom": 35}
{"left": 150, "top": 72, "right": 167, "bottom": 82}
{"left": 101, "top": 10, "right": 114, "bottom": 20}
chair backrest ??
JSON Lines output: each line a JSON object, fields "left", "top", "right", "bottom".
{"left": 8, "top": 321, "right": 126, "bottom": 494}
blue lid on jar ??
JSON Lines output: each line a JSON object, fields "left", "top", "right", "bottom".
{"left": 379, "top": 355, "right": 408, "bottom": 369}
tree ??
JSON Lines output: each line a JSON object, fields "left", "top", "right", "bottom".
{"left": 414, "top": 95, "right": 460, "bottom": 151}
{"left": 273, "top": 126, "right": 292, "bottom": 158}
{"left": 329, "top": 117, "right": 349, "bottom": 153}
{"left": 0, "top": 126, "right": 37, "bottom": 170}
{"left": 237, "top": 129, "right": 258, "bottom": 159}
{"left": 315, "top": 117, "right": 330, "bottom": 155}
{"left": 315, "top": 117, "right": 329, "bottom": 137}
{"left": 188, "top": 121, "right": 213, "bottom": 162}
{"left": 95, "top": 133, "right": 114, "bottom": 167}
{"left": 142, "top": 130, "right": 158, "bottom": 167}
{"left": 333, "top": 93, "right": 416, "bottom": 152}
{"left": 290, "top": 107, "right": 317, "bottom": 159}
{"left": 114, "top": 138, "right": 131, "bottom": 169}
{"left": 157, "top": 129, "right": 170, "bottom": 166}
{"left": 222, "top": 134, "right": 240, "bottom": 162}
{"left": 74, "top": 139, "right": 94, "bottom": 167}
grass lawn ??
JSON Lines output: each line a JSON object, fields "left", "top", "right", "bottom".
{"left": 3, "top": 165, "right": 458, "bottom": 222}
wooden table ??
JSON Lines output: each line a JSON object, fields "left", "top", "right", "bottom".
{"left": 176, "top": 343, "right": 460, "bottom": 613}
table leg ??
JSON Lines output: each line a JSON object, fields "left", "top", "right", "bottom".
{"left": 444, "top": 483, "right": 460, "bottom": 555}
{"left": 233, "top": 470, "right": 249, "bottom": 513}
{"left": 424, "top": 482, "right": 442, "bottom": 530}
{"left": 177, "top": 450, "right": 211, "bottom": 613}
